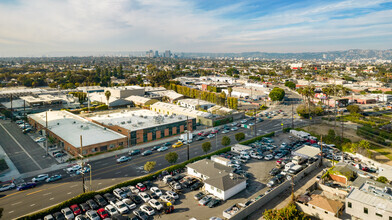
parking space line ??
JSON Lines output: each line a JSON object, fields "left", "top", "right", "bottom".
{"left": 0, "top": 123, "right": 43, "bottom": 169}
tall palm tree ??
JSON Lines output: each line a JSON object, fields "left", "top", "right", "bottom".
{"left": 105, "top": 90, "right": 111, "bottom": 107}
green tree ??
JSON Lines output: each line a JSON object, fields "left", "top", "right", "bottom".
{"left": 263, "top": 203, "right": 309, "bottom": 220}
{"left": 221, "top": 136, "right": 231, "bottom": 146}
{"left": 144, "top": 161, "right": 156, "bottom": 173}
{"left": 228, "top": 87, "right": 233, "bottom": 97}
{"left": 269, "top": 87, "right": 285, "bottom": 101}
{"left": 284, "top": 81, "right": 296, "bottom": 90}
{"left": 165, "top": 152, "right": 178, "bottom": 165}
{"left": 104, "top": 90, "right": 111, "bottom": 105}
{"left": 347, "top": 105, "right": 361, "bottom": 114}
{"left": 235, "top": 133, "right": 245, "bottom": 142}
{"left": 376, "top": 176, "right": 388, "bottom": 184}
{"left": 202, "top": 142, "right": 212, "bottom": 154}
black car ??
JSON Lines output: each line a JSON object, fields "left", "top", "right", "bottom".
{"left": 196, "top": 136, "right": 205, "bottom": 141}
{"left": 86, "top": 199, "right": 99, "bottom": 210}
{"left": 129, "top": 149, "right": 141, "bottom": 156}
{"left": 163, "top": 142, "right": 171, "bottom": 147}
{"left": 150, "top": 192, "right": 159, "bottom": 199}
{"left": 152, "top": 145, "right": 160, "bottom": 151}
{"left": 269, "top": 168, "right": 281, "bottom": 176}
{"left": 190, "top": 181, "right": 203, "bottom": 191}
{"left": 103, "top": 193, "right": 116, "bottom": 203}
{"left": 207, "top": 198, "right": 222, "bottom": 208}
{"left": 94, "top": 194, "right": 107, "bottom": 207}
{"left": 121, "top": 186, "right": 130, "bottom": 194}
{"left": 53, "top": 212, "right": 65, "bottom": 220}
{"left": 143, "top": 180, "right": 153, "bottom": 189}
{"left": 130, "top": 194, "right": 143, "bottom": 204}
{"left": 173, "top": 174, "right": 185, "bottom": 181}
{"left": 80, "top": 202, "right": 91, "bottom": 212}
{"left": 194, "top": 192, "right": 205, "bottom": 200}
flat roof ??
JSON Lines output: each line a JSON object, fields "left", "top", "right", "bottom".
{"left": 89, "top": 109, "right": 188, "bottom": 132}
{"left": 292, "top": 145, "right": 320, "bottom": 158}
{"left": 150, "top": 90, "right": 184, "bottom": 100}
{"left": 20, "top": 94, "right": 63, "bottom": 104}
{"left": 151, "top": 102, "right": 212, "bottom": 118}
{"left": 348, "top": 184, "right": 392, "bottom": 213}
{"left": 125, "top": 96, "right": 153, "bottom": 105}
{"left": 28, "top": 110, "right": 126, "bottom": 148}
{"left": 178, "top": 98, "right": 215, "bottom": 106}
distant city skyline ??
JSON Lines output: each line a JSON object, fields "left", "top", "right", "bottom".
{"left": 0, "top": 0, "right": 392, "bottom": 56}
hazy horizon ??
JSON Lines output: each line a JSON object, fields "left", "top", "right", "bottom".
{"left": 1, "top": 0, "right": 392, "bottom": 57}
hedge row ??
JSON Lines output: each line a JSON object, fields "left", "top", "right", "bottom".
{"left": 20, "top": 132, "right": 275, "bottom": 219}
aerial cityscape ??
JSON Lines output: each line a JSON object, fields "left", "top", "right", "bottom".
{"left": 0, "top": 0, "right": 392, "bottom": 220}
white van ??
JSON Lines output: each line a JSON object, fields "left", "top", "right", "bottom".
{"left": 285, "top": 162, "right": 295, "bottom": 171}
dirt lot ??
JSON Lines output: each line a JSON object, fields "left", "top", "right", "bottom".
{"left": 301, "top": 123, "right": 392, "bottom": 166}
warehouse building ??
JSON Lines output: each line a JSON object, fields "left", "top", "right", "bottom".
{"left": 88, "top": 109, "right": 195, "bottom": 146}
{"left": 28, "top": 110, "right": 127, "bottom": 156}
{"left": 177, "top": 99, "right": 216, "bottom": 110}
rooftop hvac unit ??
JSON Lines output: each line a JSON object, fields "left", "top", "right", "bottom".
{"left": 121, "top": 121, "right": 125, "bottom": 124}
{"left": 57, "top": 123, "right": 60, "bottom": 125}
{"left": 144, "top": 116, "right": 147, "bottom": 119}
{"left": 73, "top": 121, "right": 76, "bottom": 124}
{"left": 127, "top": 120, "right": 132, "bottom": 123}
{"left": 108, "top": 123, "right": 113, "bottom": 126}
{"left": 169, "top": 115, "right": 174, "bottom": 118}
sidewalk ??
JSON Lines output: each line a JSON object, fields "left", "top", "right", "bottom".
{"left": 0, "top": 144, "right": 21, "bottom": 182}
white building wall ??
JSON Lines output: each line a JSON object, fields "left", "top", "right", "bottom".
{"left": 346, "top": 198, "right": 392, "bottom": 220}
{"left": 187, "top": 167, "right": 208, "bottom": 180}
{"left": 223, "top": 181, "right": 246, "bottom": 200}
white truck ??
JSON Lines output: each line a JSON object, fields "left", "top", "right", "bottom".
{"left": 290, "top": 130, "right": 310, "bottom": 139}
{"left": 231, "top": 144, "right": 252, "bottom": 154}
{"left": 211, "top": 155, "right": 231, "bottom": 166}
{"left": 179, "top": 133, "right": 193, "bottom": 143}
{"left": 292, "top": 156, "right": 306, "bottom": 165}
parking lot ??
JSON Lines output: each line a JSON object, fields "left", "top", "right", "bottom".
{"left": 0, "top": 120, "right": 57, "bottom": 173}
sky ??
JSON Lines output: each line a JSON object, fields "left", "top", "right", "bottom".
{"left": 0, "top": 0, "right": 392, "bottom": 56}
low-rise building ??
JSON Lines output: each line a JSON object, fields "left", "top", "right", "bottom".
{"left": 346, "top": 182, "right": 392, "bottom": 220}
{"left": 28, "top": 110, "right": 127, "bottom": 156}
{"left": 150, "top": 90, "right": 184, "bottom": 103}
{"left": 88, "top": 109, "right": 195, "bottom": 146}
{"left": 177, "top": 99, "right": 215, "bottom": 110}
{"left": 125, "top": 96, "right": 158, "bottom": 108}
{"left": 187, "top": 159, "right": 246, "bottom": 200}
{"left": 105, "top": 86, "right": 145, "bottom": 98}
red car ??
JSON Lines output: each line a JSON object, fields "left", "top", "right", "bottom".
{"left": 97, "top": 208, "right": 109, "bottom": 218}
{"left": 70, "top": 204, "right": 81, "bottom": 216}
{"left": 210, "top": 130, "right": 218, "bottom": 134}
{"left": 198, "top": 132, "right": 204, "bottom": 136}
{"left": 136, "top": 183, "right": 146, "bottom": 192}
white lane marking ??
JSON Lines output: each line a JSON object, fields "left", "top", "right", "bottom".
{"left": 30, "top": 204, "right": 35, "bottom": 207}
{"left": 11, "top": 202, "right": 21, "bottom": 206}
{"left": 70, "top": 184, "right": 78, "bottom": 188}
{"left": 49, "top": 197, "right": 54, "bottom": 200}
{"left": 115, "top": 171, "right": 121, "bottom": 175}
{"left": 67, "top": 192, "right": 72, "bottom": 195}
{"left": 124, "top": 174, "right": 128, "bottom": 177}
{"left": 98, "top": 183, "right": 102, "bottom": 185}
{"left": 43, "top": 192, "right": 52, "bottom": 196}
{"left": 0, "top": 123, "right": 43, "bottom": 169}
{"left": 158, "top": 163, "right": 162, "bottom": 166}
{"left": 102, "top": 163, "right": 108, "bottom": 166}
{"left": 8, "top": 211, "right": 14, "bottom": 214}
{"left": 112, "top": 178, "right": 115, "bottom": 181}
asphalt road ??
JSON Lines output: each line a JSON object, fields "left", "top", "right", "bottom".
{"left": 0, "top": 120, "right": 57, "bottom": 173}
{"left": 0, "top": 116, "right": 308, "bottom": 219}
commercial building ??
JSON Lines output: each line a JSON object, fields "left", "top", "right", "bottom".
{"left": 106, "top": 86, "right": 145, "bottom": 99}
{"left": 292, "top": 145, "right": 320, "bottom": 159}
{"left": 346, "top": 182, "right": 392, "bottom": 220}
{"left": 28, "top": 110, "right": 127, "bottom": 157}
{"left": 20, "top": 94, "right": 64, "bottom": 107}
{"left": 150, "top": 90, "right": 184, "bottom": 103}
{"left": 177, "top": 99, "right": 215, "bottom": 110}
{"left": 89, "top": 93, "right": 132, "bottom": 107}
{"left": 187, "top": 159, "right": 246, "bottom": 200}
{"left": 125, "top": 96, "right": 158, "bottom": 108}
{"left": 88, "top": 109, "right": 195, "bottom": 146}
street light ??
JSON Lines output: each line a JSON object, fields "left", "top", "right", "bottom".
{"left": 87, "top": 164, "right": 92, "bottom": 191}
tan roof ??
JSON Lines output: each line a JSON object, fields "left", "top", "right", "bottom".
{"left": 308, "top": 194, "right": 343, "bottom": 214}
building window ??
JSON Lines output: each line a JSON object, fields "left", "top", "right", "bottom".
{"left": 348, "top": 202, "right": 352, "bottom": 208}
{"left": 364, "top": 207, "right": 368, "bottom": 214}
{"left": 376, "top": 213, "right": 382, "bottom": 217}
{"left": 109, "top": 144, "right": 115, "bottom": 148}
{"left": 217, "top": 189, "right": 222, "bottom": 193}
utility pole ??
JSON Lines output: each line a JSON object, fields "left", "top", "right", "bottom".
{"left": 87, "top": 164, "right": 92, "bottom": 191}
{"left": 291, "top": 98, "right": 294, "bottom": 128}
{"left": 10, "top": 94, "right": 13, "bottom": 121}
{"left": 45, "top": 111, "right": 48, "bottom": 156}
{"left": 215, "top": 131, "right": 218, "bottom": 149}
{"left": 80, "top": 135, "right": 85, "bottom": 194}
{"left": 186, "top": 116, "right": 190, "bottom": 161}
{"left": 320, "top": 136, "right": 323, "bottom": 167}
{"left": 23, "top": 100, "right": 26, "bottom": 129}
{"left": 254, "top": 108, "right": 257, "bottom": 137}
{"left": 290, "top": 174, "right": 295, "bottom": 202}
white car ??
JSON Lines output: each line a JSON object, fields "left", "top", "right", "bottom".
{"left": 150, "top": 187, "right": 163, "bottom": 197}
{"left": 122, "top": 198, "right": 137, "bottom": 210}
{"left": 166, "top": 191, "right": 179, "bottom": 200}
{"left": 113, "top": 188, "right": 127, "bottom": 199}
{"left": 117, "top": 156, "right": 131, "bottom": 163}
{"left": 110, "top": 200, "right": 129, "bottom": 214}
{"left": 138, "top": 192, "right": 151, "bottom": 202}
{"left": 157, "top": 146, "right": 169, "bottom": 152}
{"left": 265, "top": 154, "right": 274, "bottom": 160}
{"left": 250, "top": 153, "right": 263, "bottom": 160}
{"left": 160, "top": 195, "right": 174, "bottom": 203}
{"left": 67, "top": 165, "right": 81, "bottom": 172}
{"left": 140, "top": 204, "right": 155, "bottom": 216}
{"left": 105, "top": 204, "right": 119, "bottom": 216}
{"left": 34, "top": 137, "right": 46, "bottom": 142}
{"left": 231, "top": 127, "right": 239, "bottom": 131}
{"left": 207, "top": 134, "right": 215, "bottom": 138}
{"left": 0, "top": 183, "right": 15, "bottom": 192}
{"left": 240, "top": 119, "right": 247, "bottom": 123}
{"left": 86, "top": 210, "right": 100, "bottom": 220}
{"left": 148, "top": 199, "right": 163, "bottom": 210}
{"left": 222, "top": 130, "right": 230, "bottom": 134}
{"left": 32, "top": 174, "right": 49, "bottom": 182}
{"left": 169, "top": 181, "right": 182, "bottom": 190}
{"left": 129, "top": 185, "right": 139, "bottom": 194}
{"left": 61, "top": 207, "right": 74, "bottom": 220}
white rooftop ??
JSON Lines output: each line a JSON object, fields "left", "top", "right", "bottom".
{"left": 178, "top": 99, "right": 215, "bottom": 106}
{"left": 20, "top": 94, "right": 63, "bottom": 104}
{"left": 0, "top": 87, "right": 46, "bottom": 96}
{"left": 348, "top": 183, "right": 392, "bottom": 213}
{"left": 89, "top": 109, "right": 189, "bottom": 132}
{"left": 125, "top": 96, "right": 153, "bottom": 105}
{"left": 292, "top": 145, "right": 320, "bottom": 159}
{"left": 150, "top": 90, "right": 184, "bottom": 100}
{"left": 151, "top": 102, "right": 212, "bottom": 118}
{"left": 28, "top": 110, "right": 126, "bottom": 148}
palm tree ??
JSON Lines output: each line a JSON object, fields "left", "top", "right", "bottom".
{"left": 228, "top": 87, "right": 233, "bottom": 97}
{"left": 104, "top": 90, "right": 111, "bottom": 107}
